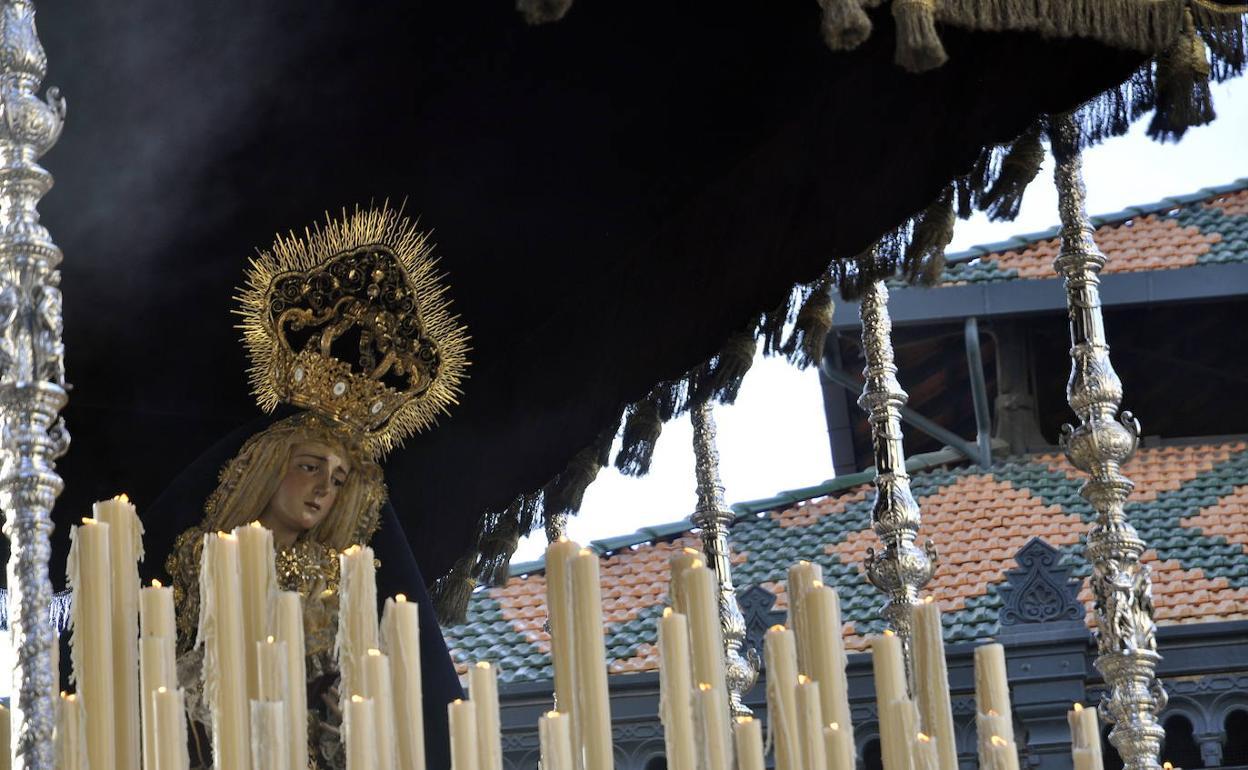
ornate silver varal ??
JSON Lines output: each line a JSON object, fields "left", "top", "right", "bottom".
{"left": 858, "top": 280, "right": 937, "bottom": 680}
{"left": 1050, "top": 113, "right": 1165, "bottom": 770}
{"left": 689, "top": 401, "right": 758, "bottom": 717}
{"left": 0, "top": 0, "right": 69, "bottom": 766}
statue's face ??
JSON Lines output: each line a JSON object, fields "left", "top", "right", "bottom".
{"left": 263, "top": 440, "right": 352, "bottom": 535}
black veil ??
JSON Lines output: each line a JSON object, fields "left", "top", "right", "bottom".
{"left": 141, "top": 406, "right": 461, "bottom": 768}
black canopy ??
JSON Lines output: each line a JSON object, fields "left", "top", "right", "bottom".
{"left": 28, "top": 1, "right": 1209, "bottom": 588}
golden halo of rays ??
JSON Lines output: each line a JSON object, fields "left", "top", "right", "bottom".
{"left": 235, "top": 204, "right": 471, "bottom": 456}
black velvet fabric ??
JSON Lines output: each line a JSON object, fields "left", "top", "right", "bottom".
{"left": 139, "top": 408, "right": 461, "bottom": 769}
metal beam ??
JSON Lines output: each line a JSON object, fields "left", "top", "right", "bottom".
{"left": 817, "top": 358, "right": 987, "bottom": 466}
{"left": 964, "top": 317, "right": 993, "bottom": 467}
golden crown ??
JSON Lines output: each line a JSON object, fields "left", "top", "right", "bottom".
{"left": 237, "top": 206, "right": 470, "bottom": 457}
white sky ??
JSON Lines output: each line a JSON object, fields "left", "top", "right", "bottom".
{"left": 511, "top": 76, "right": 1248, "bottom": 565}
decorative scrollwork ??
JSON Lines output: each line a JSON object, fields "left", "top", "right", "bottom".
{"left": 999, "top": 538, "right": 1083, "bottom": 626}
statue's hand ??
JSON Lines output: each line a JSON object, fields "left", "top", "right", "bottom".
{"left": 322, "top": 685, "right": 343, "bottom": 724}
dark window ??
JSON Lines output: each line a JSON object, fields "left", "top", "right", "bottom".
{"left": 1162, "top": 714, "right": 1204, "bottom": 769}
{"left": 863, "top": 738, "right": 883, "bottom": 770}
{"left": 1103, "top": 725, "right": 1125, "bottom": 770}
{"left": 643, "top": 758, "right": 667, "bottom": 770}
{"left": 1224, "top": 710, "right": 1248, "bottom": 766}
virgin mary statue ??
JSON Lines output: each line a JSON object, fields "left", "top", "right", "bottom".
{"left": 147, "top": 207, "right": 470, "bottom": 768}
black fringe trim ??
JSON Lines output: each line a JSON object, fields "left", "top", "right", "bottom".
{"left": 615, "top": 395, "right": 664, "bottom": 476}
{"left": 438, "top": 3, "right": 1248, "bottom": 624}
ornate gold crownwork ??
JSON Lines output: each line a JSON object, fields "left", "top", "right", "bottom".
{"left": 238, "top": 206, "right": 470, "bottom": 457}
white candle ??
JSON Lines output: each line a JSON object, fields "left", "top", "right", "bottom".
{"left": 256, "top": 636, "right": 286, "bottom": 701}
{"left": 733, "top": 716, "right": 764, "bottom": 770}
{"left": 870, "top": 632, "right": 907, "bottom": 702}
{"left": 681, "top": 562, "right": 731, "bottom": 766}
{"left": 977, "top": 710, "right": 1013, "bottom": 764}
{"left": 235, "top": 521, "right": 276, "bottom": 702}
{"left": 974, "top": 644, "right": 1015, "bottom": 742}
{"left": 786, "top": 561, "right": 822, "bottom": 674}
{"left": 54, "top": 693, "right": 88, "bottom": 770}
{"left": 539, "top": 711, "right": 575, "bottom": 770}
{"left": 666, "top": 547, "right": 702, "bottom": 615}
{"left": 363, "top": 649, "right": 397, "bottom": 770}
{"left": 986, "top": 734, "right": 1021, "bottom": 770}
{"left": 202, "top": 531, "right": 250, "bottom": 769}
{"left": 338, "top": 545, "right": 380, "bottom": 710}
{"left": 871, "top": 633, "right": 915, "bottom": 770}
{"left": 67, "top": 518, "right": 115, "bottom": 770}
{"left": 151, "top": 687, "right": 189, "bottom": 770}
{"left": 913, "top": 732, "right": 939, "bottom": 770}
{"left": 796, "top": 677, "right": 828, "bottom": 770}
{"left": 347, "top": 695, "right": 378, "bottom": 770}
{"left": 545, "top": 536, "right": 581, "bottom": 754}
{"left": 571, "top": 548, "right": 613, "bottom": 770}
{"left": 696, "top": 683, "right": 730, "bottom": 770}
{"left": 764, "top": 625, "right": 799, "bottom": 770}
{"left": 1069, "top": 703, "right": 1104, "bottom": 770}
{"left": 469, "top": 661, "right": 502, "bottom": 770}
{"left": 975, "top": 643, "right": 1019, "bottom": 769}
{"left": 139, "top": 636, "right": 174, "bottom": 770}
{"left": 825, "top": 723, "right": 854, "bottom": 770}
{"left": 251, "top": 699, "right": 290, "bottom": 770}
{"left": 381, "top": 594, "right": 425, "bottom": 770}
{"left": 447, "top": 698, "right": 479, "bottom": 770}
{"left": 657, "top": 608, "right": 696, "bottom": 770}
{"left": 94, "top": 495, "right": 143, "bottom": 770}
{"left": 140, "top": 579, "right": 176, "bottom": 640}
{"left": 803, "top": 582, "right": 855, "bottom": 769}
{"left": 1074, "top": 749, "right": 1099, "bottom": 770}
{"left": 913, "top": 597, "right": 957, "bottom": 770}
{"left": 880, "top": 698, "right": 919, "bottom": 770}
{"left": 275, "top": 591, "right": 308, "bottom": 770}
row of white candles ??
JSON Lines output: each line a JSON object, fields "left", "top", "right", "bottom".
{"left": 10, "top": 496, "right": 1127, "bottom": 770}
{"left": 530, "top": 540, "right": 1116, "bottom": 770}
{"left": 51, "top": 496, "right": 433, "bottom": 770}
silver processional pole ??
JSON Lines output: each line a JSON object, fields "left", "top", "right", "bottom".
{"left": 689, "top": 401, "right": 758, "bottom": 717}
{"left": 0, "top": 0, "right": 69, "bottom": 766}
{"left": 1050, "top": 113, "right": 1165, "bottom": 770}
{"left": 859, "top": 278, "right": 937, "bottom": 680}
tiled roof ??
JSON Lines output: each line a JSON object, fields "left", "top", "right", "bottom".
{"left": 443, "top": 438, "right": 1248, "bottom": 684}
{"left": 940, "top": 180, "right": 1248, "bottom": 285}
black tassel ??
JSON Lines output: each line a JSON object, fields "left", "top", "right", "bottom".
{"left": 544, "top": 446, "right": 603, "bottom": 518}
{"left": 1149, "top": 9, "right": 1215, "bottom": 142}
{"left": 615, "top": 396, "right": 663, "bottom": 476}
{"left": 543, "top": 412, "right": 619, "bottom": 521}
{"left": 781, "top": 284, "right": 834, "bottom": 368}
{"left": 476, "top": 499, "right": 535, "bottom": 588}
{"left": 691, "top": 331, "right": 756, "bottom": 406}
{"left": 759, "top": 298, "right": 793, "bottom": 357}
{"left": 820, "top": 0, "right": 872, "bottom": 51}
{"left": 516, "top": 0, "right": 573, "bottom": 25}
{"left": 432, "top": 552, "right": 479, "bottom": 626}
{"left": 980, "top": 123, "right": 1044, "bottom": 221}
{"left": 903, "top": 186, "right": 955, "bottom": 286}
{"left": 892, "top": 0, "right": 947, "bottom": 73}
